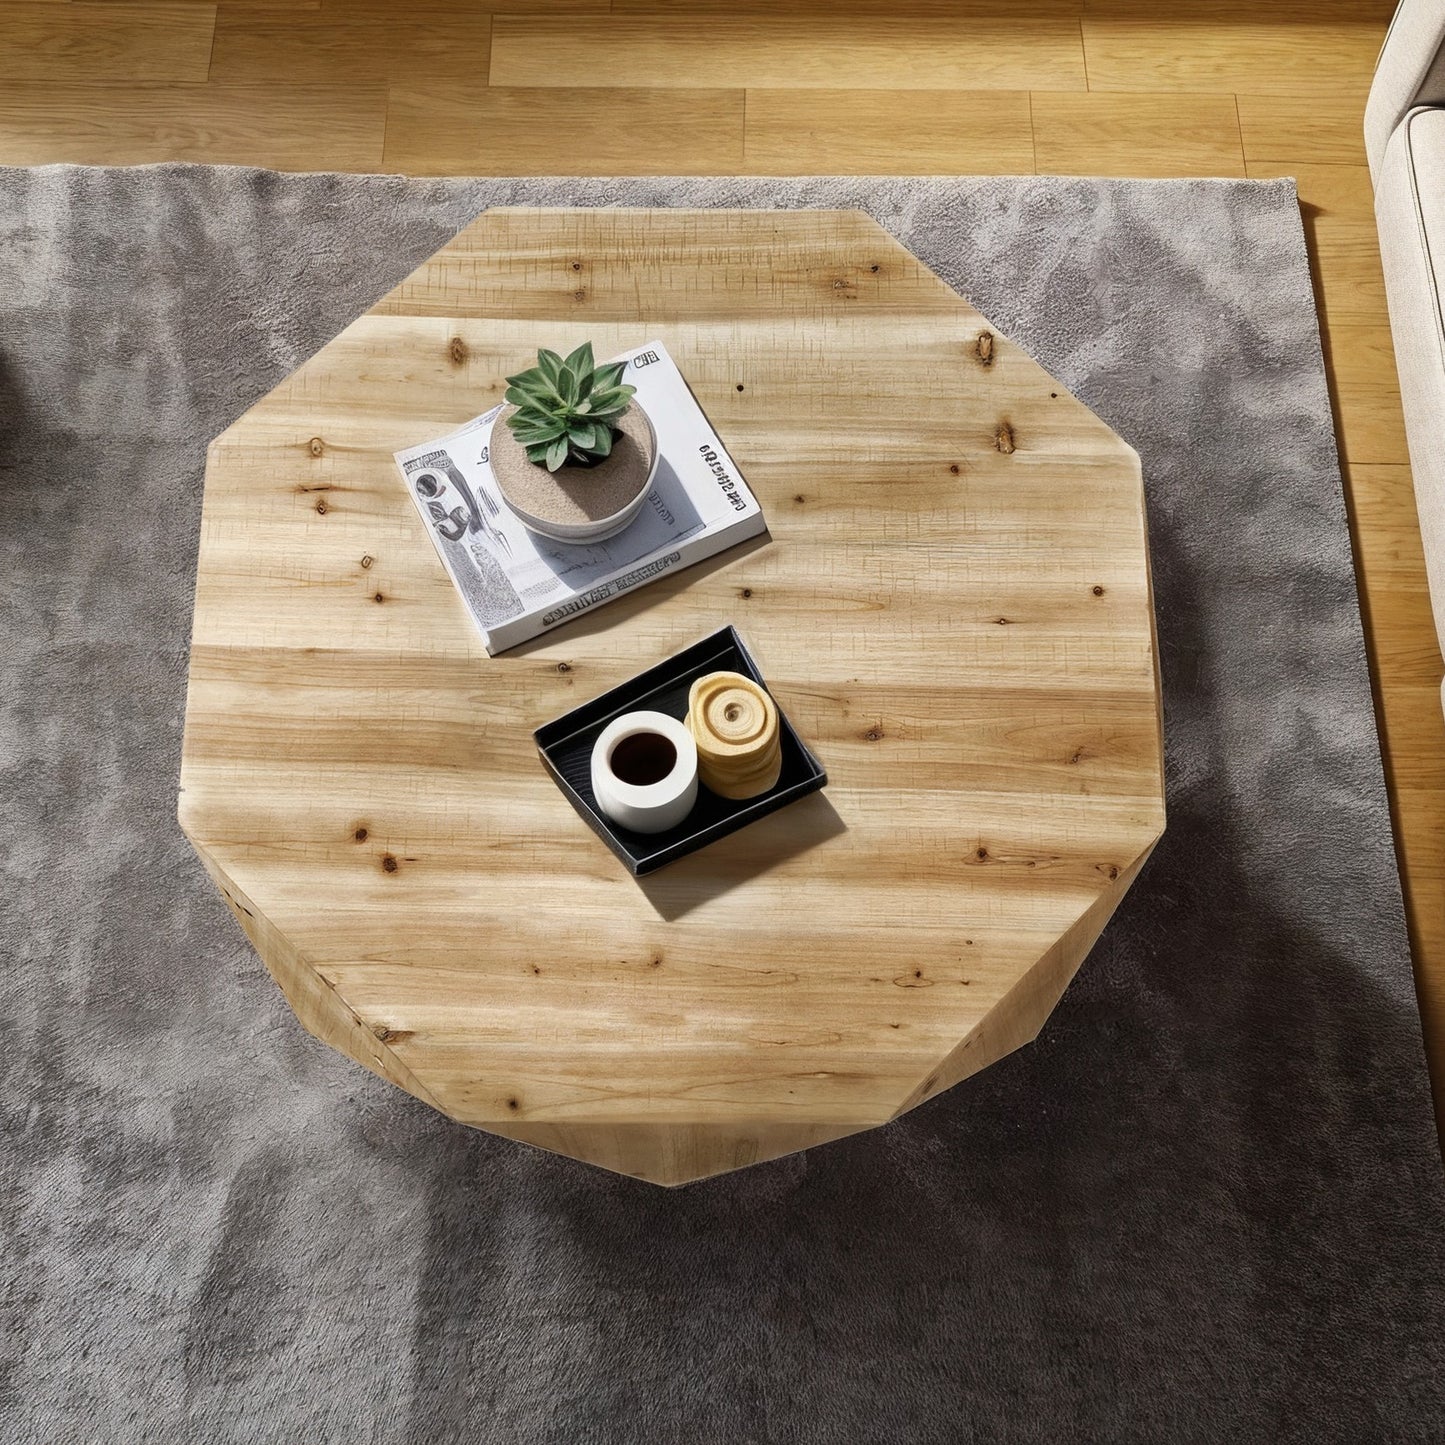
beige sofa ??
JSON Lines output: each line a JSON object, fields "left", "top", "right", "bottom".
{"left": 1369, "top": 0, "right": 1445, "bottom": 705}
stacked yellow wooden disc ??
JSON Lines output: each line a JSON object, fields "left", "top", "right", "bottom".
{"left": 686, "top": 671, "right": 783, "bottom": 800}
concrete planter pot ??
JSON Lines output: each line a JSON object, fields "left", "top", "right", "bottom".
{"left": 489, "top": 402, "right": 658, "bottom": 545}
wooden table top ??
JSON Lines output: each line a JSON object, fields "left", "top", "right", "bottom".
{"left": 179, "top": 207, "right": 1165, "bottom": 1186}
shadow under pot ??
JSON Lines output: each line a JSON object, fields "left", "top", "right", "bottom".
{"left": 490, "top": 402, "right": 659, "bottom": 544}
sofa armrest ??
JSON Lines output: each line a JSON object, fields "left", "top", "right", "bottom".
{"left": 1367, "top": 0, "right": 1445, "bottom": 181}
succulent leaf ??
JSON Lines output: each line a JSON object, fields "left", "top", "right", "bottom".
{"left": 503, "top": 343, "right": 636, "bottom": 472}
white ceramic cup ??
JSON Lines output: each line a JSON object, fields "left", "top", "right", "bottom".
{"left": 590, "top": 710, "right": 698, "bottom": 835}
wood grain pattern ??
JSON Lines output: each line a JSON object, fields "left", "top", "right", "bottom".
{"left": 1081, "top": 17, "right": 1386, "bottom": 97}
{"left": 1318, "top": 318, "right": 1410, "bottom": 470}
{"left": 0, "top": 83, "right": 385, "bottom": 169}
{"left": 617, "top": 0, "right": 1086, "bottom": 11}
{"left": 743, "top": 89, "right": 1035, "bottom": 175}
{"left": 210, "top": 9, "right": 491, "bottom": 87}
{"left": 1083, "top": 0, "right": 1396, "bottom": 17}
{"left": 383, "top": 87, "right": 745, "bottom": 176}
{"left": 1031, "top": 91, "right": 1244, "bottom": 176}
{"left": 489, "top": 17, "right": 1088, "bottom": 92}
{"left": 329, "top": 0, "right": 603, "bottom": 10}
{"left": 13, "top": 0, "right": 1442, "bottom": 1147}
{"left": 84, "top": 0, "right": 316, "bottom": 8}
{"left": 2, "top": 3, "right": 215, "bottom": 83}
{"left": 1237, "top": 92, "right": 1372, "bottom": 166}
{"left": 179, "top": 208, "right": 1164, "bottom": 1184}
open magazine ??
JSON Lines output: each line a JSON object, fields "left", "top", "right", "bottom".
{"left": 394, "top": 341, "right": 767, "bottom": 655}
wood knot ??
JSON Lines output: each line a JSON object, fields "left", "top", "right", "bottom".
{"left": 1092, "top": 584, "right": 1105, "bottom": 596}
{"left": 995, "top": 421, "right": 1016, "bottom": 454}
{"left": 555, "top": 660, "right": 571, "bottom": 673}
{"left": 975, "top": 331, "right": 995, "bottom": 367}
{"left": 353, "top": 826, "right": 368, "bottom": 842}
{"left": 573, "top": 288, "right": 586, "bottom": 302}
{"left": 381, "top": 854, "right": 398, "bottom": 873}
{"left": 308, "top": 437, "right": 324, "bottom": 457}
{"left": 315, "top": 499, "right": 328, "bottom": 515}
{"left": 736, "top": 383, "right": 745, "bottom": 392}
{"left": 862, "top": 727, "right": 883, "bottom": 742}
{"left": 869, "top": 263, "right": 880, "bottom": 273}
{"left": 448, "top": 336, "right": 467, "bottom": 366}
{"left": 360, "top": 554, "right": 374, "bottom": 569}
{"left": 948, "top": 463, "right": 960, "bottom": 475}
{"left": 570, "top": 260, "right": 582, "bottom": 271}
{"left": 739, "top": 587, "right": 753, "bottom": 599}
{"left": 372, "top": 1024, "right": 411, "bottom": 1045}
{"left": 975, "top": 846, "right": 989, "bottom": 861}
{"left": 793, "top": 493, "right": 806, "bottom": 504}
{"left": 374, "top": 592, "right": 385, "bottom": 604}
{"left": 506, "top": 1097, "right": 520, "bottom": 1111}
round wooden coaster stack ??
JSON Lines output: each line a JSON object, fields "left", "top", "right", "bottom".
{"left": 686, "top": 671, "right": 783, "bottom": 800}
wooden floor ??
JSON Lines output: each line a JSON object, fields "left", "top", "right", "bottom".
{"left": 8, "top": 0, "right": 1443, "bottom": 1144}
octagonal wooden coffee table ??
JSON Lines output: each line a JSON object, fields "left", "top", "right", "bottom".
{"left": 179, "top": 208, "right": 1164, "bottom": 1186}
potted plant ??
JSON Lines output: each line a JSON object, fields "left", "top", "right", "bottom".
{"left": 489, "top": 343, "right": 658, "bottom": 544}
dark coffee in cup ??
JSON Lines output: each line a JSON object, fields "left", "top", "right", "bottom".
{"left": 609, "top": 731, "right": 677, "bottom": 787}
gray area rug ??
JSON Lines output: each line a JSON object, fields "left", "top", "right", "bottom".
{"left": 3, "top": 166, "right": 1444, "bottom": 1442}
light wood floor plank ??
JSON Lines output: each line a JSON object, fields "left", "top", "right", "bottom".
{"left": 743, "top": 89, "right": 1034, "bottom": 175}
{"left": 489, "top": 16, "right": 1088, "bottom": 91}
{"left": 1081, "top": 18, "right": 1389, "bottom": 97}
{"left": 1084, "top": 0, "right": 1397, "bottom": 18}
{"left": 0, "top": 84, "right": 385, "bottom": 170}
{"left": 617, "top": 0, "right": 1084, "bottom": 11}
{"left": 383, "top": 87, "right": 745, "bottom": 176}
{"left": 211, "top": 10, "right": 491, "bottom": 87}
{"left": 1346, "top": 465, "right": 1445, "bottom": 770}
{"left": 1237, "top": 92, "right": 1372, "bottom": 167}
{"left": 1319, "top": 317, "right": 1411, "bottom": 470}
{"left": 85, "top": 0, "right": 319, "bottom": 9}
{"left": 2, "top": 3, "right": 215, "bottom": 84}
{"left": 1032, "top": 91, "right": 1244, "bottom": 177}
{"left": 324, "top": 0, "right": 601, "bottom": 9}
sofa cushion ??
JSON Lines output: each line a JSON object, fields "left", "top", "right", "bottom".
{"left": 1376, "top": 105, "right": 1445, "bottom": 694}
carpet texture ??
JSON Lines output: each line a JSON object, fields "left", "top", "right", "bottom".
{"left": 3, "top": 166, "right": 1444, "bottom": 1442}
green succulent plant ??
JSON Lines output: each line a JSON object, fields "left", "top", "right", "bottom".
{"left": 503, "top": 343, "right": 637, "bottom": 473}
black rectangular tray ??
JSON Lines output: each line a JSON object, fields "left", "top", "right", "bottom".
{"left": 534, "top": 626, "right": 827, "bottom": 876}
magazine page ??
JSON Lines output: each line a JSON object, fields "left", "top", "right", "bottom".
{"left": 394, "top": 341, "right": 765, "bottom": 653}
